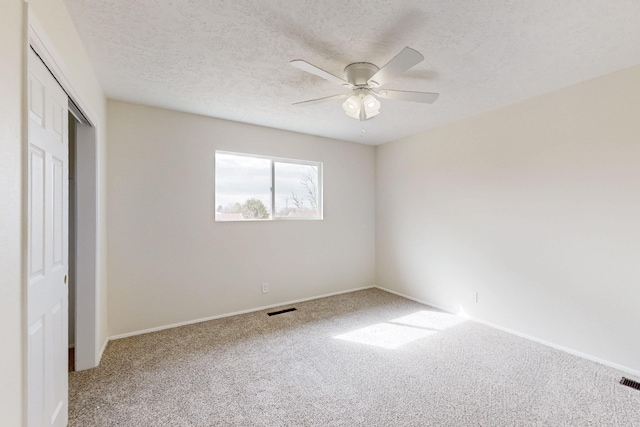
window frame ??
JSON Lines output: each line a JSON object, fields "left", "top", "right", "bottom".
{"left": 215, "top": 151, "right": 323, "bottom": 222}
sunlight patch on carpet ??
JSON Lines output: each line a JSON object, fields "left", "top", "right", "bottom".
{"left": 334, "top": 322, "right": 436, "bottom": 349}
{"left": 391, "top": 310, "right": 466, "bottom": 330}
{"left": 333, "top": 310, "right": 465, "bottom": 349}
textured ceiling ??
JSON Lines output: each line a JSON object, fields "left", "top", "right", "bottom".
{"left": 64, "top": 0, "right": 640, "bottom": 145}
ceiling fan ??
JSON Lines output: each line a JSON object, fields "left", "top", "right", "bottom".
{"left": 291, "top": 47, "right": 439, "bottom": 121}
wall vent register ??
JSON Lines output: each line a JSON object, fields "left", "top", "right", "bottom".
{"left": 267, "top": 308, "right": 297, "bottom": 316}
{"left": 620, "top": 377, "right": 640, "bottom": 391}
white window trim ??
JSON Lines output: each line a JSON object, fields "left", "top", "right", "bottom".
{"left": 215, "top": 151, "right": 323, "bottom": 222}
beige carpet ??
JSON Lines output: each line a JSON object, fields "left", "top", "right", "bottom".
{"left": 69, "top": 289, "right": 640, "bottom": 426}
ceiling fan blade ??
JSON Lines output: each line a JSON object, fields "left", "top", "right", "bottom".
{"left": 290, "top": 60, "right": 351, "bottom": 87}
{"left": 375, "top": 89, "right": 439, "bottom": 104}
{"left": 293, "top": 93, "right": 348, "bottom": 106}
{"left": 367, "top": 47, "right": 424, "bottom": 87}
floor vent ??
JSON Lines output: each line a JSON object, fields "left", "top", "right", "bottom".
{"left": 268, "top": 308, "right": 297, "bottom": 316}
{"left": 620, "top": 377, "right": 640, "bottom": 391}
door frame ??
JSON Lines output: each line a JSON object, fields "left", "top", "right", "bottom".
{"left": 23, "top": 3, "right": 101, "bottom": 413}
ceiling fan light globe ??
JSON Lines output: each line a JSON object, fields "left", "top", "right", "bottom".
{"left": 363, "top": 94, "right": 381, "bottom": 116}
{"left": 342, "top": 95, "right": 362, "bottom": 119}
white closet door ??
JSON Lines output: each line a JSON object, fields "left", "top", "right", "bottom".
{"left": 27, "top": 47, "right": 69, "bottom": 427}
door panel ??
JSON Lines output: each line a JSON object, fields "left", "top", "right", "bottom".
{"left": 27, "top": 318, "right": 45, "bottom": 427}
{"left": 29, "top": 74, "right": 45, "bottom": 126}
{"left": 52, "top": 157, "right": 64, "bottom": 267}
{"left": 27, "top": 48, "right": 69, "bottom": 427}
{"left": 29, "top": 148, "right": 46, "bottom": 278}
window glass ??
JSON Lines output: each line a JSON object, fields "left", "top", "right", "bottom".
{"left": 215, "top": 152, "right": 322, "bottom": 222}
{"left": 274, "top": 162, "right": 320, "bottom": 219}
{"left": 215, "top": 153, "right": 272, "bottom": 220}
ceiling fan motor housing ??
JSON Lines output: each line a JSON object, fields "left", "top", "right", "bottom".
{"left": 344, "top": 62, "right": 380, "bottom": 87}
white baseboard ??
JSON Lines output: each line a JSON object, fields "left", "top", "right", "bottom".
{"left": 374, "top": 285, "right": 640, "bottom": 378}
{"left": 98, "top": 337, "right": 109, "bottom": 363}
{"left": 105, "top": 284, "right": 639, "bottom": 378}
{"left": 374, "top": 285, "right": 457, "bottom": 314}
{"left": 109, "top": 286, "right": 374, "bottom": 341}
{"left": 470, "top": 316, "right": 640, "bottom": 377}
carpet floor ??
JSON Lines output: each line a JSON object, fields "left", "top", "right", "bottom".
{"left": 69, "top": 288, "right": 640, "bottom": 426}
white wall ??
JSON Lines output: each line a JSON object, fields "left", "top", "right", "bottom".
{"left": 0, "top": 1, "right": 25, "bottom": 423}
{"left": 0, "top": 0, "right": 108, "bottom": 420}
{"left": 376, "top": 65, "right": 640, "bottom": 373}
{"left": 107, "top": 101, "right": 376, "bottom": 336}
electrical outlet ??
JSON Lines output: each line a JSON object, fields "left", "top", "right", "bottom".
{"left": 470, "top": 291, "right": 478, "bottom": 303}
{"left": 261, "top": 283, "right": 269, "bottom": 294}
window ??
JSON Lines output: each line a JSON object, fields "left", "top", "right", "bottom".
{"left": 215, "top": 151, "right": 322, "bottom": 221}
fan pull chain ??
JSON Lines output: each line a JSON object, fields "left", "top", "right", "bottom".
{"left": 360, "top": 126, "right": 365, "bottom": 138}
